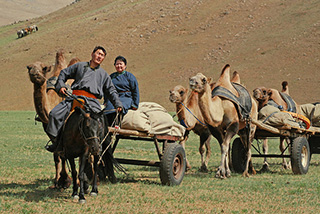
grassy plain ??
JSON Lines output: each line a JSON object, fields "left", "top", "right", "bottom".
{"left": 0, "top": 111, "right": 320, "bottom": 213}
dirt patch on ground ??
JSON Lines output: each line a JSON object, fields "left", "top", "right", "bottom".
{"left": 0, "top": 0, "right": 319, "bottom": 111}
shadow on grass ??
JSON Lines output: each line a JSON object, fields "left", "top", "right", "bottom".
{"left": 0, "top": 178, "right": 69, "bottom": 202}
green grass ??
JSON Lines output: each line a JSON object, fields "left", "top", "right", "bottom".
{"left": 1, "top": 111, "right": 320, "bottom": 213}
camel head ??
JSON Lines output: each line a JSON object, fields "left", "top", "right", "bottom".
{"left": 189, "top": 73, "right": 211, "bottom": 93}
{"left": 27, "top": 62, "right": 51, "bottom": 85}
{"left": 253, "top": 87, "right": 272, "bottom": 105}
{"left": 169, "top": 85, "right": 188, "bottom": 103}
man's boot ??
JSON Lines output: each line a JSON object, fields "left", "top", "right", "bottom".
{"left": 45, "top": 136, "right": 58, "bottom": 152}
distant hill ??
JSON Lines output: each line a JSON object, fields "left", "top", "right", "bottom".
{"left": 0, "top": 0, "right": 76, "bottom": 26}
{"left": 0, "top": 0, "right": 319, "bottom": 111}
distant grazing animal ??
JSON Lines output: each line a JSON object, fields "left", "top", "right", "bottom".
{"left": 189, "top": 65, "right": 258, "bottom": 178}
{"left": 62, "top": 106, "right": 104, "bottom": 204}
{"left": 27, "top": 49, "right": 71, "bottom": 189}
{"left": 17, "top": 29, "right": 24, "bottom": 38}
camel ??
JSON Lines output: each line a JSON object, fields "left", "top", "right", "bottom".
{"left": 27, "top": 49, "right": 71, "bottom": 189}
{"left": 189, "top": 64, "right": 258, "bottom": 178}
{"left": 252, "top": 81, "right": 299, "bottom": 170}
{"left": 169, "top": 85, "right": 212, "bottom": 171}
{"left": 169, "top": 71, "right": 240, "bottom": 172}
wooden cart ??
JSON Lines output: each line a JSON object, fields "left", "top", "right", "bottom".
{"left": 108, "top": 127, "right": 186, "bottom": 186}
{"left": 231, "top": 119, "right": 320, "bottom": 175}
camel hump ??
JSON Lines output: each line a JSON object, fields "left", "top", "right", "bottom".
{"left": 281, "top": 81, "right": 289, "bottom": 94}
{"left": 219, "top": 64, "right": 231, "bottom": 82}
{"left": 68, "top": 57, "right": 80, "bottom": 67}
{"left": 231, "top": 71, "right": 240, "bottom": 84}
{"left": 216, "top": 64, "right": 238, "bottom": 95}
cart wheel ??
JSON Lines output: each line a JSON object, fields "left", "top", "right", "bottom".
{"left": 231, "top": 137, "right": 246, "bottom": 173}
{"left": 159, "top": 143, "right": 186, "bottom": 186}
{"left": 291, "top": 137, "right": 310, "bottom": 175}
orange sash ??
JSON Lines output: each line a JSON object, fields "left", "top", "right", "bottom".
{"left": 72, "top": 90, "right": 97, "bottom": 99}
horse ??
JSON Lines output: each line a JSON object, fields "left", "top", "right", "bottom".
{"left": 62, "top": 106, "right": 105, "bottom": 204}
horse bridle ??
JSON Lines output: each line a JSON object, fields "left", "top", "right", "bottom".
{"left": 78, "top": 115, "right": 101, "bottom": 147}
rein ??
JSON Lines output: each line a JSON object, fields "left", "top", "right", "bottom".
{"left": 180, "top": 102, "right": 207, "bottom": 127}
{"left": 98, "top": 111, "right": 121, "bottom": 165}
{"left": 172, "top": 91, "right": 206, "bottom": 127}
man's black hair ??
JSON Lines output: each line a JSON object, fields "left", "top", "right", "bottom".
{"left": 93, "top": 46, "right": 107, "bottom": 56}
{"left": 114, "top": 55, "right": 127, "bottom": 65}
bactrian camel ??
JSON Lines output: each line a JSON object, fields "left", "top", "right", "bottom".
{"left": 27, "top": 49, "right": 73, "bottom": 189}
{"left": 189, "top": 64, "right": 258, "bottom": 178}
{"left": 169, "top": 85, "right": 212, "bottom": 171}
{"left": 253, "top": 81, "right": 300, "bottom": 170}
{"left": 169, "top": 71, "right": 241, "bottom": 172}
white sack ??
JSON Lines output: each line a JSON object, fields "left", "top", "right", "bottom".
{"left": 121, "top": 102, "right": 185, "bottom": 137}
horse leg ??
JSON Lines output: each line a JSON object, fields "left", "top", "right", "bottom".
{"left": 261, "top": 138, "right": 270, "bottom": 172}
{"left": 69, "top": 158, "right": 79, "bottom": 199}
{"left": 90, "top": 155, "right": 99, "bottom": 196}
{"left": 199, "top": 133, "right": 211, "bottom": 172}
{"left": 78, "top": 155, "right": 87, "bottom": 204}
{"left": 57, "top": 157, "right": 72, "bottom": 189}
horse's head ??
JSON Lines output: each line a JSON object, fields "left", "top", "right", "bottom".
{"left": 76, "top": 107, "right": 104, "bottom": 155}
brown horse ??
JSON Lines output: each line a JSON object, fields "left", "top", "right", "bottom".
{"left": 189, "top": 65, "right": 258, "bottom": 178}
{"left": 62, "top": 106, "right": 104, "bottom": 204}
{"left": 27, "top": 49, "right": 71, "bottom": 189}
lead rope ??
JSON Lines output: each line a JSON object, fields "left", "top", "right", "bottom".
{"left": 97, "top": 111, "right": 120, "bottom": 165}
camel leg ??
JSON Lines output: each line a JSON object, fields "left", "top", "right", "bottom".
{"left": 179, "top": 135, "right": 192, "bottom": 171}
{"left": 53, "top": 154, "right": 61, "bottom": 189}
{"left": 280, "top": 138, "right": 291, "bottom": 169}
{"left": 199, "top": 133, "right": 211, "bottom": 172}
{"left": 216, "top": 124, "right": 237, "bottom": 179}
{"left": 261, "top": 138, "right": 270, "bottom": 172}
{"left": 239, "top": 126, "right": 256, "bottom": 177}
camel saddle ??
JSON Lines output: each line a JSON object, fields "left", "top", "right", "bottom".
{"left": 266, "top": 93, "right": 296, "bottom": 113}
{"left": 211, "top": 82, "right": 252, "bottom": 120}
{"left": 47, "top": 76, "right": 58, "bottom": 91}
{"left": 279, "top": 92, "right": 296, "bottom": 112}
{"left": 46, "top": 76, "right": 72, "bottom": 94}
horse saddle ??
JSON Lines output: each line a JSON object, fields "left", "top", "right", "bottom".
{"left": 211, "top": 82, "right": 252, "bottom": 120}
